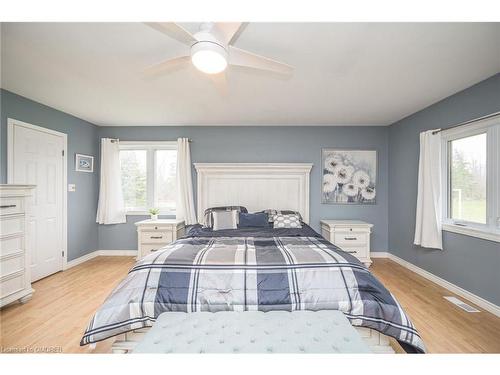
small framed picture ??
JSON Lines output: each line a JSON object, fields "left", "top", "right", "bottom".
{"left": 75, "top": 154, "right": 94, "bottom": 173}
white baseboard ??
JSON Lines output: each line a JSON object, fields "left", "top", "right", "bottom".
{"left": 65, "top": 251, "right": 99, "bottom": 269}
{"left": 372, "top": 252, "right": 500, "bottom": 318}
{"left": 66, "top": 250, "right": 138, "bottom": 269}
{"left": 98, "top": 250, "right": 138, "bottom": 256}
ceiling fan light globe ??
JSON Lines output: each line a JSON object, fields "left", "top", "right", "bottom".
{"left": 191, "top": 42, "right": 228, "bottom": 74}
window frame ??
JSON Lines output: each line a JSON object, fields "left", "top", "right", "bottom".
{"left": 440, "top": 114, "right": 500, "bottom": 243}
{"left": 119, "top": 141, "right": 177, "bottom": 216}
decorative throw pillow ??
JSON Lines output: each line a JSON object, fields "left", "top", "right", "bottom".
{"left": 212, "top": 210, "right": 238, "bottom": 231}
{"left": 203, "top": 206, "right": 248, "bottom": 228}
{"left": 261, "top": 209, "right": 303, "bottom": 223}
{"left": 272, "top": 213, "right": 302, "bottom": 228}
{"left": 238, "top": 212, "right": 269, "bottom": 228}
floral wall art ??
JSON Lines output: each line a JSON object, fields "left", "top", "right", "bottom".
{"left": 322, "top": 149, "right": 377, "bottom": 204}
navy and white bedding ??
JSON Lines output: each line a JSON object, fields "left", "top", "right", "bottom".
{"left": 81, "top": 224, "right": 425, "bottom": 353}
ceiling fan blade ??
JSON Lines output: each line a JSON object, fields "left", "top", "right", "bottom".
{"left": 228, "top": 46, "right": 293, "bottom": 75}
{"left": 208, "top": 72, "right": 228, "bottom": 96}
{"left": 143, "top": 56, "right": 190, "bottom": 78}
{"left": 145, "top": 22, "right": 198, "bottom": 46}
{"left": 213, "top": 22, "right": 243, "bottom": 45}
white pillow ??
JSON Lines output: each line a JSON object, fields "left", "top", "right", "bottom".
{"left": 212, "top": 210, "right": 238, "bottom": 231}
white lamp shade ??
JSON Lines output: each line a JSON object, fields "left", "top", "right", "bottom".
{"left": 191, "top": 42, "right": 228, "bottom": 74}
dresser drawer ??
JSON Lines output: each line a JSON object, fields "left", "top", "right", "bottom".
{"left": 0, "top": 236, "right": 24, "bottom": 258}
{"left": 0, "top": 198, "right": 24, "bottom": 216}
{"left": 0, "top": 216, "right": 24, "bottom": 237}
{"left": 333, "top": 233, "right": 367, "bottom": 246}
{"left": 140, "top": 231, "right": 172, "bottom": 244}
{"left": 0, "top": 273, "right": 25, "bottom": 299}
{"left": 0, "top": 255, "right": 24, "bottom": 277}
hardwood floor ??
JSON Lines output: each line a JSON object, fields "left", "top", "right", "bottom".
{"left": 1, "top": 257, "right": 499, "bottom": 353}
{"left": 0, "top": 256, "right": 135, "bottom": 354}
{"left": 370, "top": 259, "right": 500, "bottom": 353}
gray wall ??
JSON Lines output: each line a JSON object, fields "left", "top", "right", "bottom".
{"left": 388, "top": 73, "right": 500, "bottom": 305}
{"left": 0, "top": 89, "right": 99, "bottom": 261}
{"left": 97, "top": 126, "right": 389, "bottom": 252}
{"left": 4, "top": 72, "right": 498, "bottom": 306}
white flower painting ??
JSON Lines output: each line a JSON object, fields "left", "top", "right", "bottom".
{"left": 322, "top": 149, "right": 377, "bottom": 204}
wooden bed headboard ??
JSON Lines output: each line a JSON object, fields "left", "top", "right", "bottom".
{"left": 194, "top": 163, "right": 313, "bottom": 224}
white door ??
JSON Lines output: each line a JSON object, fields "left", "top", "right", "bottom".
{"left": 9, "top": 121, "right": 65, "bottom": 281}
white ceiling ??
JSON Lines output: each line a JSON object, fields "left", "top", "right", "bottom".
{"left": 1, "top": 22, "right": 499, "bottom": 126}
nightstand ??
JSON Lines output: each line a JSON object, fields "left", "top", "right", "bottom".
{"left": 135, "top": 219, "right": 185, "bottom": 260}
{"left": 320, "top": 220, "right": 373, "bottom": 267}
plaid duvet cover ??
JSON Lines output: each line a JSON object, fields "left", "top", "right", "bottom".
{"left": 81, "top": 236, "right": 425, "bottom": 353}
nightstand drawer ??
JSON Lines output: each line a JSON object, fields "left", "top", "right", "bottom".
{"left": 333, "top": 233, "right": 367, "bottom": 246}
{"left": 143, "top": 225, "right": 173, "bottom": 232}
{"left": 339, "top": 227, "right": 367, "bottom": 233}
{"left": 338, "top": 247, "right": 368, "bottom": 258}
{"left": 141, "top": 244, "right": 165, "bottom": 257}
{"left": 140, "top": 231, "right": 172, "bottom": 244}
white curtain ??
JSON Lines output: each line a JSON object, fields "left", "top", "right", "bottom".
{"left": 414, "top": 130, "right": 443, "bottom": 249}
{"left": 96, "top": 138, "right": 126, "bottom": 225}
{"left": 176, "top": 138, "right": 197, "bottom": 225}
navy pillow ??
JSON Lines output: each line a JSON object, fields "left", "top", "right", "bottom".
{"left": 238, "top": 212, "right": 269, "bottom": 228}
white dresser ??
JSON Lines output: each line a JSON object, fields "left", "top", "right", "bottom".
{"left": 1, "top": 184, "right": 36, "bottom": 308}
{"left": 320, "top": 220, "right": 373, "bottom": 267}
{"left": 135, "top": 219, "right": 185, "bottom": 260}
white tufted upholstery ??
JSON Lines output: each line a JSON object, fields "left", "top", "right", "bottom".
{"left": 132, "top": 310, "right": 371, "bottom": 353}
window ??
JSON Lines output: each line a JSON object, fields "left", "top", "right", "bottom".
{"left": 155, "top": 149, "right": 177, "bottom": 211}
{"left": 120, "top": 149, "right": 147, "bottom": 210}
{"left": 449, "top": 133, "right": 487, "bottom": 224}
{"left": 441, "top": 114, "right": 500, "bottom": 242}
{"left": 119, "top": 142, "right": 177, "bottom": 214}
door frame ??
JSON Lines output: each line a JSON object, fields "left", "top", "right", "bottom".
{"left": 7, "top": 118, "right": 68, "bottom": 271}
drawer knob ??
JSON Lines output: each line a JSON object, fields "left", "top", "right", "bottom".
{"left": 0, "top": 205, "right": 17, "bottom": 209}
{"left": 344, "top": 237, "right": 357, "bottom": 240}
{"left": 150, "top": 236, "right": 163, "bottom": 239}
{"left": 150, "top": 248, "right": 158, "bottom": 252}
{"left": 345, "top": 250, "right": 357, "bottom": 254}
{"left": 154, "top": 226, "right": 158, "bottom": 230}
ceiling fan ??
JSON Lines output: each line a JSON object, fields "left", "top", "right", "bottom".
{"left": 144, "top": 22, "right": 293, "bottom": 80}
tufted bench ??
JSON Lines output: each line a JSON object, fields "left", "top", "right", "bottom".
{"left": 132, "top": 310, "right": 371, "bottom": 353}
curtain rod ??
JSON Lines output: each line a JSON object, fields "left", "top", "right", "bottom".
{"left": 108, "top": 138, "right": 192, "bottom": 143}
{"left": 432, "top": 111, "right": 500, "bottom": 135}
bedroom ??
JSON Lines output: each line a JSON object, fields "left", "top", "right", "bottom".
{"left": 1, "top": 1, "right": 499, "bottom": 373}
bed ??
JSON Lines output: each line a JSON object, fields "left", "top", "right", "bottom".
{"left": 80, "top": 163, "right": 425, "bottom": 353}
